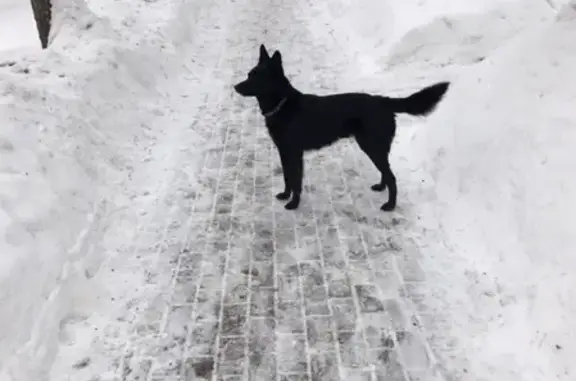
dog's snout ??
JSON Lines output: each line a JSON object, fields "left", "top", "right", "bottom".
{"left": 234, "top": 82, "right": 248, "bottom": 96}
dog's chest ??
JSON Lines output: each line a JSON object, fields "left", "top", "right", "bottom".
{"left": 265, "top": 122, "right": 283, "bottom": 147}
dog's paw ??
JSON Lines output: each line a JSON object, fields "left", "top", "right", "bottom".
{"left": 371, "top": 183, "right": 386, "bottom": 192}
{"left": 276, "top": 191, "right": 291, "bottom": 200}
{"left": 284, "top": 200, "right": 300, "bottom": 210}
{"left": 380, "top": 202, "right": 396, "bottom": 212}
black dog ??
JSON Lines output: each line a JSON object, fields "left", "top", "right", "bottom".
{"left": 234, "top": 44, "right": 449, "bottom": 211}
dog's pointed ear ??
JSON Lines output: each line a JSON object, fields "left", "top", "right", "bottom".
{"left": 259, "top": 44, "right": 270, "bottom": 62}
{"left": 271, "top": 50, "right": 283, "bottom": 69}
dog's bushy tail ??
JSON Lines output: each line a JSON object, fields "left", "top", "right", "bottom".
{"left": 388, "top": 82, "right": 450, "bottom": 116}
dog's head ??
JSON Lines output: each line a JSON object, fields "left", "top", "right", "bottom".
{"left": 234, "top": 44, "right": 285, "bottom": 97}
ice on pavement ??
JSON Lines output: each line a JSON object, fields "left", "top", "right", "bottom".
{"left": 1, "top": 0, "right": 575, "bottom": 380}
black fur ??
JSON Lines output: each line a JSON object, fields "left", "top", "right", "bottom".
{"left": 234, "top": 44, "right": 450, "bottom": 211}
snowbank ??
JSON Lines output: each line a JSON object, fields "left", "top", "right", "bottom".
{"left": 407, "top": 2, "right": 576, "bottom": 380}
{"left": 306, "top": 0, "right": 526, "bottom": 62}
{"left": 0, "top": 1, "right": 196, "bottom": 379}
{"left": 306, "top": 0, "right": 552, "bottom": 93}
{"left": 383, "top": 0, "right": 552, "bottom": 71}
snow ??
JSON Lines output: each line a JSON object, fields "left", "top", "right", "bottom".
{"left": 1, "top": 0, "right": 205, "bottom": 379}
{"left": 404, "top": 2, "right": 576, "bottom": 379}
{"left": 1, "top": 0, "right": 575, "bottom": 380}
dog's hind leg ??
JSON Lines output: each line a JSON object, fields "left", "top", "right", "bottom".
{"left": 355, "top": 136, "right": 397, "bottom": 211}
{"left": 371, "top": 175, "right": 386, "bottom": 192}
{"left": 284, "top": 151, "right": 304, "bottom": 210}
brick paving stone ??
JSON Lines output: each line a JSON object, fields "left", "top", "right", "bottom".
{"left": 396, "top": 254, "right": 427, "bottom": 283}
{"left": 337, "top": 331, "right": 370, "bottom": 369}
{"left": 218, "top": 359, "right": 246, "bottom": 377}
{"left": 310, "top": 352, "right": 340, "bottom": 381}
{"left": 342, "top": 368, "right": 373, "bottom": 381}
{"left": 122, "top": 355, "right": 153, "bottom": 381}
{"left": 252, "top": 239, "right": 275, "bottom": 261}
{"left": 330, "top": 298, "right": 357, "bottom": 332}
{"left": 304, "top": 300, "right": 331, "bottom": 317}
{"left": 274, "top": 228, "right": 297, "bottom": 251}
{"left": 150, "top": 358, "right": 183, "bottom": 379}
{"left": 405, "top": 367, "right": 446, "bottom": 381}
{"left": 373, "top": 350, "right": 408, "bottom": 381}
{"left": 275, "top": 215, "right": 297, "bottom": 231}
{"left": 347, "top": 261, "right": 375, "bottom": 287}
{"left": 194, "top": 298, "right": 221, "bottom": 324}
{"left": 395, "top": 330, "right": 433, "bottom": 370}
{"left": 383, "top": 299, "right": 410, "bottom": 331}
{"left": 219, "top": 304, "right": 248, "bottom": 337}
{"left": 276, "top": 335, "right": 309, "bottom": 374}
{"left": 196, "top": 274, "right": 223, "bottom": 306}
{"left": 297, "top": 222, "right": 318, "bottom": 239}
{"left": 248, "top": 317, "right": 277, "bottom": 379}
{"left": 251, "top": 260, "right": 275, "bottom": 288}
{"left": 134, "top": 295, "right": 165, "bottom": 337}
{"left": 342, "top": 237, "right": 368, "bottom": 262}
{"left": 323, "top": 253, "right": 347, "bottom": 273}
{"left": 250, "top": 287, "right": 275, "bottom": 317}
{"left": 363, "top": 312, "right": 397, "bottom": 350}
{"left": 400, "top": 283, "right": 434, "bottom": 315}
{"left": 165, "top": 305, "right": 193, "bottom": 345}
{"left": 254, "top": 223, "right": 274, "bottom": 241}
{"left": 372, "top": 270, "right": 403, "bottom": 299}
{"left": 326, "top": 274, "right": 352, "bottom": 299}
{"left": 277, "top": 300, "right": 306, "bottom": 335}
{"left": 355, "top": 285, "right": 385, "bottom": 313}
{"left": 218, "top": 376, "right": 244, "bottom": 381}
{"left": 279, "top": 262, "right": 301, "bottom": 278}
{"left": 299, "top": 262, "right": 328, "bottom": 303}
{"left": 225, "top": 255, "right": 250, "bottom": 280}
{"left": 189, "top": 318, "right": 218, "bottom": 355}
{"left": 306, "top": 316, "right": 336, "bottom": 353}
{"left": 277, "top": 274, "right": 302, "bottom": 304}
{"left": 224, "top": 284, "right": 249, "bottom": 306}
{"left": 279, "top": 375, "right": 310, "bottom": 381}
{"left": 218, "top": 336, "right": 247, "bottom": 377}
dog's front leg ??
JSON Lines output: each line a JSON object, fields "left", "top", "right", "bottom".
{"left": 284, "top": 151, "right": 303, "bottom": 210}
{"left": 276, "top": 149, "right": 292, "bottom": 201}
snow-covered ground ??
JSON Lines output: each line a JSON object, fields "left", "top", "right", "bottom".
{"left": 405, "top": 2, "right": 576, "bottom": 380}
{"left": 1, "top": 0, "right": 206, "bottom": 379}
{"left": 1, "top": 0, "right": 575, "bottom": 380}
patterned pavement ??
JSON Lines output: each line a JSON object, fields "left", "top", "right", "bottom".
{"left": 110, "top": 0, "right": 446, "bottom": 380}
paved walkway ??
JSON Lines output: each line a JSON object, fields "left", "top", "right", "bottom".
{"left": 102, "top": 1, "right": 446, "bottom": 380}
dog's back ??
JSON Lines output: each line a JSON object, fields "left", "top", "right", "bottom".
{"left": 278, "top": 93, "right": 393, "bottom": 150}
{"left": 270, "top": 83, "right": 449, "bottom": 152}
